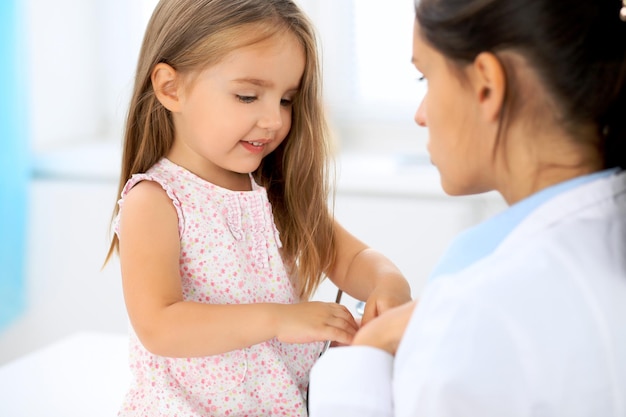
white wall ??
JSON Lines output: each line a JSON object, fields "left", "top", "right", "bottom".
{"left": 25, "top": 0, "right": 146, "bottom": 151}
{"left": 0, "top": 178, "right": 128, "bottom": 365}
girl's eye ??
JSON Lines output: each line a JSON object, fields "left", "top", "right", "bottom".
{"left": 237, "top": 95, "right": 256, "bottom": 103}
{"left": 280, "top": 98, "right": 293, "bottom": 107}
{"left": 417, "top": 75, "right": 426, "bottom": 83}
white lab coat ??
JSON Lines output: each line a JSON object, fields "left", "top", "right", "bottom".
{"left": 309, "top": 170, "right": 626, "bottom": 417}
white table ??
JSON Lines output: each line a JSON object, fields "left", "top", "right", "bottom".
{"left": 0, "top": 332, "right": 131, "bottom": 417}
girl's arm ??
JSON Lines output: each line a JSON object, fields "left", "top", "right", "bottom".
{"left": 119, "top": 181, "right": 358, "bottom": 357}
{"left": 326, "top": 221, "right": 413, "bottom": 325}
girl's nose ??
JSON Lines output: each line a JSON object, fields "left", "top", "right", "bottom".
{"left": 259, "top": 104, "right": 284, "bottom": 132}
{"left": 414, "top": 99, "right": 427, "bottom": 127}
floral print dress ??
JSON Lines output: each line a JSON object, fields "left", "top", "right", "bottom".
{"left": 115, "top": 158, "right": 322, "bottom": 416}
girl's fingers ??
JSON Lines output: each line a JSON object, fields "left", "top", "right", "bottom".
{"left": 276, "top": 301, "right": 358, "bottom": 344}
{"left": 330, "top": 305, "right": 359, "bottom": 330}
{"left": 321, "top": 305, "right": 359, "bottom": 344}
{"left": 326, "top": 315, "right": 358, "bottom": 334}
{"left": 323, "top": 324, "right": 356, "bottom": 346}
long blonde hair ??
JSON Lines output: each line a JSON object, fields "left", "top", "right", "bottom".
{"left": 106, "top": 0, "right": 335, "bottom": 300}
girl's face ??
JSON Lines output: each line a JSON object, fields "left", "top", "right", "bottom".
{"left": 411, "top": 22, "right": 495, "bottom": 196}
{"left": 167, "top": 31, "right": 305, "bottom": 190}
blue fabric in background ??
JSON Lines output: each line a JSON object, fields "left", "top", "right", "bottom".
{"left": 0, "top": 0, "right": 29, "bottom": 331}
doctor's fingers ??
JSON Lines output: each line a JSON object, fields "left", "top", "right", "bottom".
{"left": 361, "top": 294, "right": 414, "bottom": 326}
{"left": 352, "top": 300, "right": 418, "bottom": 354}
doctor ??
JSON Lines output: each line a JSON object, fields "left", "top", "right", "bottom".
{"left": 308, "top": 0, "right": 626, "bottom": 416}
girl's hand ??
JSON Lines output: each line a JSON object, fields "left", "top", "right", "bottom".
{"left": 275, "top": 302, "right": 359, "bottom": 346}
{"left": 351, "top": 300, "right": 417, "bottom": 355}
{"left": 360, "top": 281, "right": 413, "bottom": 327}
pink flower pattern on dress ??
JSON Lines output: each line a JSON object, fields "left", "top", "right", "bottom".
{"left": 115, "top": 158, "right": 322, "bottom": 416}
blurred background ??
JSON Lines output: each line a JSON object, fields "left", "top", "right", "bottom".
{"left": 0, "top": 0, "right": 505, "bottom": 367}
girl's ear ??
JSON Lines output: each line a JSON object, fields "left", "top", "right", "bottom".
{"left": 471, "top": 52, "right": 506, "bottom": 123}
{"left": 151, "top": 63, "right": 181, "bottom": 112}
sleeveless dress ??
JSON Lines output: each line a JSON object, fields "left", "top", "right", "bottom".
{"left": 115, "top": 158, "right": 322, "bottom": 416}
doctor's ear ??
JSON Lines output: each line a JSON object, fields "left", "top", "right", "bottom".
{"left": 151, "top": 63, "right": 181, "bottom": 112}
{"left": 471, "top": 52, "right": 506, "bottom": 122}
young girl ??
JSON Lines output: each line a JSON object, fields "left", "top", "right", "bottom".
{"left": 310, "top": 0, "right": 626, "bottom": 416}
{"left": 106, "top": 0, "right": 411, "bottom": 416}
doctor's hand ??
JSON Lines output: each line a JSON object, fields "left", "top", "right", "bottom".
{"left": 351, "top": 300, "right": 417, "bottom": 356}
{"left": 360, "top": 281, "right": 412, "bottom": 327}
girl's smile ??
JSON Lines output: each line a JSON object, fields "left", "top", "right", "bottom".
{"left": 240, "top": 138, "right": 272, "bottom": 154}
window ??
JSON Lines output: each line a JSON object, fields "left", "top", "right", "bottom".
{"left": 300, "top": 0, "right": 427, "bottom": 154}
{"left": 25, "top": 0, "right": 150, "bottom": 152}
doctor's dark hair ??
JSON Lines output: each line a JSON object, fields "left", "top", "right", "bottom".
{"left": 106, "top": 0, "right": 335, "bottom": 300}
{"left": 414, "top": 0, "right": 626, "bottom": 169}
